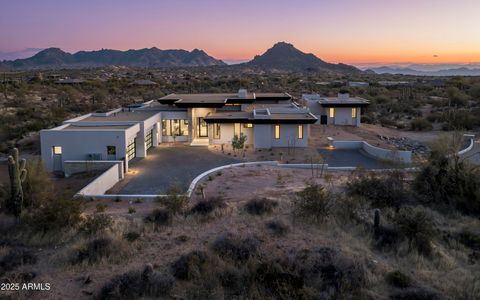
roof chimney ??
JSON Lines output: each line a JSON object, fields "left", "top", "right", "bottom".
{"left": 338, "top": 92, "right": 349, "bottom": 101}
{"left": 238, "top": 88, "right": 248, "bottom": 98}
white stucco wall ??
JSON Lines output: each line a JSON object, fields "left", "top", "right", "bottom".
{"left": 327, "top": 107, "right": 356, "bottom": 126}
{"left": 40, "top": 124, "right": 140, "bottom": 172}
{"left": 209, "top": 123, "right": 254, "bottom": 145}
{"left": 332, "top": 140, "right": 412, "bottom": 163}
{"left": 253, "top": 124, "right": 308, "bottom": 149}
{"left": 77, "top": 163, "right": 123, "bottom": 196}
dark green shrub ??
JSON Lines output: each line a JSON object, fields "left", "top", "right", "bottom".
{"left": 21, "top": 196, "right": 82, "bottom": 233}
{"left": 265, "top": 220, "right": 289, "bottom": 236}
{"left": 145, "top": 208, "right": 172, "bottom": 226}
{"left": 78, "top": 214, "right": 112, "bottom": 235}
{"left": 347, "top": 170, "right": 408, "bottom": 209}
{"left": 161, "top": 185, "right": 188, "bottom": 215}
{"left": 374, "top": 225, "right": 403, "bottom": 250}
{"left": 414, "top": 155, "right": 480, "bottom": 216}
{"left": 457, "top": 230, "right": 480, "bottom": 250}
{"left": 171, "top": 250, "right": 209, "bottom": 280}
{"left": 410, "top": 118, "right": 433, "bottom": 131}
{"left": 212, "top": 233, "right": 259, "bottom": 262}
{"left": 123, "top": 231, "right": 141, "bottom": 242}
{"left": 386, "top": 270, "right": 413, "bottom": 288}
{"left": 293, "top": 183, "right": 332, "bottom": 223}
{"left": 98, "top": 265, "right": 175, "bottom": 299}
{"left": 244, "top": 198, "right": 278, "bottom": 215}
{"left": 72, "top": 237, "right": 115, "bottom": 265}
{"left": 190, "top": 197, "right": 226, "bottom": 216}
{"left": 395, "top": 207, "right": 434, "bottom": 256}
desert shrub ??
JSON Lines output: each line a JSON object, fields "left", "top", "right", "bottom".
{"left": 21, "top": 196, "right": 82, "bottom": 233}
{"left": 212, "top": 233, "right": 259, "bottom": 262}
{"left": 244, "top": 198, "right": 278, "bottom": 215}
{"left": 78, "top": 214, "right": 112, "bottom": 235}
{"left": 23, "top": 158, "right": 52, "bottom": 207}
{"left": 145, "top": 208, "right": 172, "bottom": 226}
{"left": 0, "top": 247, "right": 37, "bottom": 275}
{"left": 347, "top": 170, "right": 409, "bottom": 208}
{"left": 217, "top": 265, "right": 250, "bottom": 297}
{"left": 71, "top": 237, "right": 116, "bottom": 265}
{"left": 123, "top": 231, "right": 141, "bottom": 242}
{"left": 190, "top": 197, "right": 226, "bottom": 216}
{"left": 457, "top": 230, "right": 480, "bottom": 250}
{"left": 395, "top": 207, "right": 435, "bottom": 256}
{"left": 161, "top": 185, "right": 188, "bottom": 214}
{"left": 171, "top": 250, "right": 210, "bottom": 280}
{"left": 386, "top": 270, "right": 413, "bottom": 288}
{"left": 390, "top": 287, "right": 443, "bottom": 300}
{"left": 96, "top": 203, "right": 108, "bottom": 213}
{"left": 98, "top": 265, "right": 175, "bottom": 300}
{"left": 127, "top": 207, "right": 136, "bottom": 214}
{"left": 254, "top": 260, "right": 308, "bottom": 299}
{"left": 293, "top": 183, "right": 332, "bottom": 223}
{"left": 374, "top": 225, "right": 403, "bottom": 250}
{"left": 414, "top": 155, "right": 480, "bottom": 216}
{"left": 294, "top": 247, "right": 368, "bottom": 299}
{"left": 265, "top": 220, "right": 289, "bottom": 236}
{"left": 411, "top": 118, "right": 433, "bottom": 131}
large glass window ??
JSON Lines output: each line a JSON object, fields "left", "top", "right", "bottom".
{"left": 145, "top": 130, "right": 153, "bottom": 149}
{"left": 126, "top": 138, "right": 136, "bottom": 161}
{"left": 162, "top": 119, "right": 189, "bottom": 136}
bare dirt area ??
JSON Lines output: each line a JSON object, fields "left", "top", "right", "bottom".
{"left": 2, "top": 165, "right": 477, "bottom": 299}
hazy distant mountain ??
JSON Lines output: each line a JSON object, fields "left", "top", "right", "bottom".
{"left": 369, "top": 65, "right": 480, "bottom": 76}
{"left": 0, "top": 48, "right": 44, "bottom": 61}
{"left": 241, "top": 42, "right": 360, "bottom": 74}
{"left": 0, "top": 47, "right": 226, "bottom": 70}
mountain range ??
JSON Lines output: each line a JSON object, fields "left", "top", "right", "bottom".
{"left": 0, "top": 42, "right": 360, "bottom": 75}
{"left": 0, "top": 47, "right": 226, "bottom": 69}
{"left": 368, "top": 65, "right": 480, "bottom": 76}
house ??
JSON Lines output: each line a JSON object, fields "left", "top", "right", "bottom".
{"left": 40, "top": 89, "right": 317, "bottom": 173}
{"left": 302, "top": 93, "right": 369, "bottom": 126}
{"left": 130, "top": 79, "right": 158, "bottom": 86}
{"left": 348, "top": 81, "right": 369, "bottom": 88}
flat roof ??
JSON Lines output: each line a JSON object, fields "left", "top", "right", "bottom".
{"left": 158, "top": 92, "right": 291, "bottom": 107}
{"left": 81, "top": 111, "right": 159, "bottom": 122}
{"left": 318, "top": 97, "right": 370, "bottom": 107}
{"left": 203, "top": 109, "right": 317, "bottom": 124}
{"left": 60, "top": 124, "right": 134, "bottom": 131}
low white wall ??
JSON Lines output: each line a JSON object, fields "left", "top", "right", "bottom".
{"left": 64, "top": 160, "right": 124, "bottom": 178}
{"left": 77, "top": 162, "right": 124, "bottom": 196}
{"left": 333, "top": 140, "right": 412, "bottom": 163}
{"left": 458, "top": 135, "right": 475, "bottom": 155}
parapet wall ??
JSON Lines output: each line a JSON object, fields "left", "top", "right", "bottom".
{"left": 332, "top": 140, "right": 412, "bottom": 163}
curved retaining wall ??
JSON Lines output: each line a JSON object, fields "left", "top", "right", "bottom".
{"left": 332, "top": 140, "right": 412, "bottom": 164}
{"left": 458, "top": 135, "right": 475, "bottom": 156}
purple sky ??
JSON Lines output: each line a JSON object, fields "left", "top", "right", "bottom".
{"left": 1, "top": 0, "right": 480, "bottom": 64}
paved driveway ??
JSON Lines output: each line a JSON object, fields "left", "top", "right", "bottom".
{"left": 111, "top": 144, "right": 241, "bottom": 195}
{"left": 318, "top": 148, "right": 402, "bottom": 169}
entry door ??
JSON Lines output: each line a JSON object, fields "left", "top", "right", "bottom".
{"left": 197, "top": 117, "right": 208, "bottom": 137}
{"left": 53, "top": 154, "right": 62, "bottom": 171}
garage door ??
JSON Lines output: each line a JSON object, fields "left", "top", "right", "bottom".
{"left": 127, "top": 138, "right": 136, "bottom": 161}
{"left": 145, "top": 129, "right": 153, "bottom": 150}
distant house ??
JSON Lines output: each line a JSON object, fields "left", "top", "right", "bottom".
{"left": 348, "top": 81, "right": 369, "bottom": 88}
{"left": 302, "top": 93, "right": 369, "bottom": 127}
{"left": 378, "top": 80, "right": 410, "bottom": 87}
{"left": 55, "top": 78, "right": 85, "bottom": 85}
{"left": 130, "top": 79, "right": 158, "bottom": 86}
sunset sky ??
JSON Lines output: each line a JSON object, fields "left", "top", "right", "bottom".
{"left": 1, "top": 0, "right": 480, "bottom": 65}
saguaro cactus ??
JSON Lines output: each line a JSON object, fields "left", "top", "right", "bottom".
{"left": 7, "top": 148, "right": 27, "bottom": 217}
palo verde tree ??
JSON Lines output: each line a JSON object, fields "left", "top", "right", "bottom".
{"left": 7, "top": 148, "right": 27, "bottom": 217}
{"left": 231, "top": 133, "right": 247, "bottom": 156}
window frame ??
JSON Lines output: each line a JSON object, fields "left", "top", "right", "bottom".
{"left": 329, "top": 107, "right": 335, "bottom": 118}
{"left": 298, "top": 125, "right": 303, "bottom": 139}
{"left": 213, "top": 123, "right": 221, "bottom": 139}
{"left": 53, "top": 146, "right": 62, "bottom": 155}
{"left": 107, "top": 146, "right": 116, "bottom": 155}
{"left": 351, "top": 107, "right": 357, "bottom": 118}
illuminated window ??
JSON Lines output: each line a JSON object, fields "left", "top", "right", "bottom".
{"left": 274, "top": 125, "right": 280, "bottom": 139}
{"left": 213, "top": 123, "right": 221, "bottom": 139}
{"left": 53, "top": 146, "right": 62, "bottom": 155}
{"left": 234, "top": 123, "right": 241, "bottom": 137}
{"left": 329, "top": 108, "right": 335, "bottom": 118}
{"left": 298, "top": 125, "right": 303, "bottom": 139}
{"left": 162, "top": 119, "right": 189, "bottom": 136}
{"left": 352, "top": 107, "right": 357, "bottom": 118}
{"left": 244, "top": 123, "right": 253, "bottom": 128}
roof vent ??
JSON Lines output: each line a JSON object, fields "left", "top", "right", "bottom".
{"left": 238, "top": 88, "right": 248, "bottom": 98}
{"left": 338, "top": 92, "right": 349, "bottom": 101}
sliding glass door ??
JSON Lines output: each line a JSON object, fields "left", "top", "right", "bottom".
{"left": 197, "top": 117, "right": 208, "bottom": 137}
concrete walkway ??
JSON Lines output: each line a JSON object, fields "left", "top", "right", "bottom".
{"left": 110, "top": 144, "right": 241, "bottom": 195}
{"left": 461, "top": 140, "right": 480, "bottom": 165}
{"left": 318, "top": 148, "right": 402, "bottom": 169}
